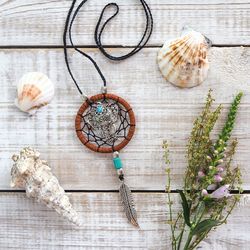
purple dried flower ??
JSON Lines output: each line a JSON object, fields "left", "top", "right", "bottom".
{"left": 201, "top": 189, "right": 208, "bottom": 196}
{"left": 214, "top": 175, "right": 223, "bottom": 182}
{"left": 210, "top": 184, "right": 230, "bottom": 199}
{"left": 217, "top": 166, "right": 224, "bottom": 172}
{"left": 198, "top": 171, "right": 205, "bottom": 178}
{"left": 207, "top": 184, "right": 217, "bottom": 190}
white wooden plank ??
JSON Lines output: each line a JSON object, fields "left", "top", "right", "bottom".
{"left": 1, "top": 0, "right": 250, "bottom": 46}
{"left": 0, "top": 47, "right": 249, "bottom": 190}
{"left": 0, "top": 192, "right": 249, "bottom": 249}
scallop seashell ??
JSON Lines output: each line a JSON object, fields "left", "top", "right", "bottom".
{"left": 157, "top": 27, "right": 212, "bottom": 88}
{"left": 15, "top": 72, "right": 54, "bottom": 115}
{"left": 10, "top": 147, "right": 81, "bottom": 226}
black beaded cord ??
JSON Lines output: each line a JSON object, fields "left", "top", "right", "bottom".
{"left": 63, "top": 0, "right": 153, "bottom": 96}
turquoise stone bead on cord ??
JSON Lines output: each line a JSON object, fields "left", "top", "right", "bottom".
{"left": 113, "top": 157, "right": 123, "bottom": 169}
{"left": 96, "top": 104, "right": 103, "bottom": 114}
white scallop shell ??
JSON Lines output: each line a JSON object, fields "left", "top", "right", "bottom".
{"left": 15, "top": 72, "right": 54, "bottom": 115}
{"left": 157, "top": 27, "right": 212, "bottom": 88}
{"left": 11, "top": 147, "right": 81, "bottom": 226}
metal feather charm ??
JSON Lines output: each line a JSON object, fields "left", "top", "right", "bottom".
{"left": 113, "top": 152, "right": 139, "bottom": 227}
{"left": 119, "top": 181, "right": 139, "bottom": 227}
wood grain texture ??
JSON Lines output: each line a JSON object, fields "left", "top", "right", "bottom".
{"left": 1, "top": 0, "right": 250, "bottom": 46}
{"left": 0, "top": 192, "right": 249, "bottom": 250}
{"left": 0, "top": 47, "right": 249, "bottom": 190}
{"left": 1, "top": 0, "right": 250, "bottom": 248}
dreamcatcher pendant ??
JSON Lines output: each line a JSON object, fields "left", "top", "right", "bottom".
{"left": 63, "top": 0, "right": 153, "bottom": 227}
{"left": 75, "top": 92, "right": 139, "bottom": 227}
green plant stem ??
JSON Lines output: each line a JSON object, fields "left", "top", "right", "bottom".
{"left": 177, "top": 224, "right": 185, "bottom": 250}
{"left": 191, "top": 214, "right": 208, "bottom": 248}
{"left": 189, "top": 231, "right": 209, "bottom": 250}
{"left": 222, "top": 197, "right": 238, "bottom": 222}
{"left": 166, "top": 183, "right": 176, "bottom": 249}
{"left": 173, "top": 213, "right": 181, "bottom": 231}
{"left": 163, "top": 142, "right": 177, "bottom": 249}
{"left": 183, "top": 231, "right": 193, "bottom": 250}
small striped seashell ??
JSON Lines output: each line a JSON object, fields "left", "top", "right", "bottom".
{"left": 15, "top": 72, "right": 54, "bottom": 115}
{"left": 157, "top": 27, "right": 212, "bottom": 88}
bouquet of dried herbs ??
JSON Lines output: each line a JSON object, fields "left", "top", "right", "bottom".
{"left": 164, "top": 90, "right": 243, "bottom": 250}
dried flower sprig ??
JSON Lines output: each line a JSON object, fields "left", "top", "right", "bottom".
{"left": 164, "top": 90, "right": 243, "bottom": 250}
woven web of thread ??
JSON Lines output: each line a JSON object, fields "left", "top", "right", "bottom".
{"left": 79, "top": 98, "right": 131, "bottom": 149}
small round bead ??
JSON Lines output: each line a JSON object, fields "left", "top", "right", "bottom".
{"left": 119, "top": 174, "right": 124, "bottom": 181}
{"left": 117, "top": 168, "right": 124, "bottom": 176}
{"left": 113, "top": 151, "right": 119, "bottom": 158}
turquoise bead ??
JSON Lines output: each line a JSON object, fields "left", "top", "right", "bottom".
{"left": 96, "top": 105, "right": 103, "bottom": 114}
{"left": 113, "top": 157, "right": 123, "bottom": 169}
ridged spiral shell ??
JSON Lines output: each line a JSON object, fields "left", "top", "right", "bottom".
{"left": 15, "top": 72, "right": 54, "bottom": 115}
{"left": 157, "top": 27, "right": 212, "bottom": 88}
{"left": 10, "top": 147, "right": 80, "bottom": 226}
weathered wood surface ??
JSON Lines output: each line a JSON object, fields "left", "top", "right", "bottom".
{"left": 1, "top": 0, "right": 250, "bottom": 248}
{"left": 0, "top": 47, "right": 249, "bottom": 190}
{"left": 0, "top": 192, "right": 249, "bottom": 250}
{"left": 1, "top": 0, "right": 250, "bottom": 46}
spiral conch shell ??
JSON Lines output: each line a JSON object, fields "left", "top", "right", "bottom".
{"left": 10, "top": 147, "right": 80, "bottom": 226}
{"left": 157, "top": 27, "right": 212, "bottom": 88}
{"left": 15, "top": 72, "right": 54, "bottom": 115}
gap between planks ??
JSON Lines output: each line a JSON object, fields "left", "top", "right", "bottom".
{"left": 0, "top": 45, "right": 250, "bottom": 49}
{"left": 1, "top": 190, "right": 249, "bottom": 194}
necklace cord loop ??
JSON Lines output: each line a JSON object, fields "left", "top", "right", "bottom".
{"left": 63, "top": 0, "right": 153, "bottom": 96}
